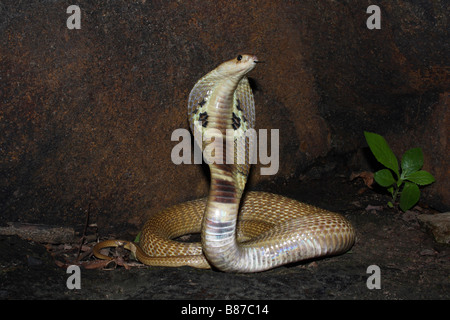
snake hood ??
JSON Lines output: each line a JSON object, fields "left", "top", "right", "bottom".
{"left": 187, "top": 54, "right": 258, "bottom": 144}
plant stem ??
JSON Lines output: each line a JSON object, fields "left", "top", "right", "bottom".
{"left": 392, "top": 185, "right": 399, "bottom": 203}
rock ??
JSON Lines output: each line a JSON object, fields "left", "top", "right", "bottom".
{"left": 0, "top": 222, "right": 76, "bottom": 244}
{"left": 417, "top": 212, "right": 450, "bottom": 244}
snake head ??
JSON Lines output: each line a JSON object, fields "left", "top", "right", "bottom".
{"left": 216, "top": 54, "right": 259, "bottom": 79}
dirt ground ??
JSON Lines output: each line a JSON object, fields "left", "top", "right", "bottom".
{"left": 0, "top": 175, "right": 448, "bottom": 303}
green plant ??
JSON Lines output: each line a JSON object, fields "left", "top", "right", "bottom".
{"left": 364, "top": 131, "right": 435, "bottom": 212}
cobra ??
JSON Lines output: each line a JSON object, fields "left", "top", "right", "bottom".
{"left": 93, "top": 54, "right": 355, "bottom": 272}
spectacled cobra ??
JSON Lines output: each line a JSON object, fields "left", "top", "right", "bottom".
{"left": 93, "top": 54, "right": 355, "bottom": 273}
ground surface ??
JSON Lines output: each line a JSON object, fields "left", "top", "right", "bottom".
{"left": 0, "top": 176, "right": 448, "bottom": 302}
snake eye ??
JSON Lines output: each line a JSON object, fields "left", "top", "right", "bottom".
{"left": 237, "top": 55, "right": 242, "bottom": 61}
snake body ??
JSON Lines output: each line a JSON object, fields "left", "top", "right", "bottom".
{"left": 93, "top": 54, "right": 355, "bottom": 272}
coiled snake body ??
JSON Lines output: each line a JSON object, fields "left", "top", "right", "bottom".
{"left": 94, "top": 54, "right": 355, "bottom": 272}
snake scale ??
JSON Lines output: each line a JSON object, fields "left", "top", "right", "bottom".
{"left": 93, "top": 54, "right": 355, "bottom": 272}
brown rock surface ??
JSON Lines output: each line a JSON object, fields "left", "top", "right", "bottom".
{"left": 418, "top": 212, "right": 450, "bottom": 244}
{"left": 1, "top": 1, "right": 448, "bottom": 234}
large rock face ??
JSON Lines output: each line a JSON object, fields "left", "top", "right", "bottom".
{"left": 1, "top": 1, "right": 448, "bottom": 233}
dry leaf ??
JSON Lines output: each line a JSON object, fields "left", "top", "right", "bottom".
{"left": 350, "top": 171, "right": 374, "bottom": 188}
{"left": 82, "top": 259, "right": 116, "bottom": 270}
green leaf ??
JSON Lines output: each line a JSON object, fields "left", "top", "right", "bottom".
{"left": 134, "top": 232, "right": 142, "bottom": 243}
{"left": 364, "top": 131, "right": 399, "bottom": 178}
{"left": 399, "top": 182, "right": 420, "bottom": 212}
{"left": 374, "top": 169, "right": 396, "bottom": 187}
{"left": 401, "top": 148, "right": 423, "bottom": 176}
{"left": 405, "top": 170, "right": 436, "bottom": 186}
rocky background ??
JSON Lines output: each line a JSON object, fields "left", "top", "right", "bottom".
{"left": 1, "top": 1, "right": 448, "bottom": 236}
